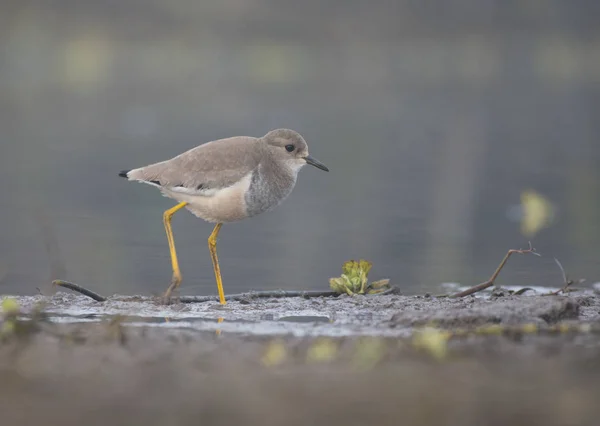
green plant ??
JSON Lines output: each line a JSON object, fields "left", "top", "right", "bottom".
{"left": 329, "top": 260, "right": 390, "bottom": 295}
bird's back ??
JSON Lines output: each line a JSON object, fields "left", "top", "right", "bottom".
{"left": 120, "top": 131, "right": 308, "bottom": 223}
{"left": 126, "top": 136, "right": 262, "bottom": 192}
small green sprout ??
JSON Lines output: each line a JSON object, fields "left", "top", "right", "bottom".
{"left": 1, "top": 298, "right": 47, "bottom": 340}
{"left": 306, "top": 338, "right": 338, "bottom": 363}
{"left": 412, "top": 327, "right": 451, "bottom": 360}
{"left": 352, "top": 337, "right": 387, "bottom": 370}
{"left": 261, "top": 339, "right": 288, "bottom": 367}
{"left": 1, "top": 298, "right": 20, "bottom": 315}
{"left": 1, "top": 298, "right": 20, "bottom": 335}
{"left": 329, "top": 260, "right": 391, "bottom": 295}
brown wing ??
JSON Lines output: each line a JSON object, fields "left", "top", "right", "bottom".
{"left": 125, "top": 136, "right": 261, "bottom": 194}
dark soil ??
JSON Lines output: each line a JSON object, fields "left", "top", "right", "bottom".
{"left": 1, "top": 290, "right": 600, "bottom": 426}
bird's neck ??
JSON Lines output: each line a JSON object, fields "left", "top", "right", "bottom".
{"left": 244, "top": 158, "right": 297, "bottom": 217}
{"left": 259, "top": 157, "right": 298, "bottom": 194}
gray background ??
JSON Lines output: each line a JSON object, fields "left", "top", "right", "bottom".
{"left": 1, "top": 0, "right": 599, "bottom": 297}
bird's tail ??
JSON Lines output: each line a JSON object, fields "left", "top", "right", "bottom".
{"left": 118, "top": 167, "right": 157, "bottom": 183}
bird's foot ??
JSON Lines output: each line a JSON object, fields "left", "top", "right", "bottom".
{"left": 158, "top": 279, "right": 181, "bottom": 305}
{"left": 158, "top": 293, "right": 180, "bottom": 305}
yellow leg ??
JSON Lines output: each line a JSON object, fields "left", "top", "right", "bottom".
{"left": 208, "top": 223, "right": 226, "bottom": 305}
{"left": 162, "top": 202, "right": 188, "bottom": 300}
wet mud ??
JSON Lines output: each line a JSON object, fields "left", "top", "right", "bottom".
{"left": 2, "top": 288, "right": 600, "bottom": 425}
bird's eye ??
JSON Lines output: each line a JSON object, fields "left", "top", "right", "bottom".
{"left": 285, "top": 144, "right": 295, "bottom": 152}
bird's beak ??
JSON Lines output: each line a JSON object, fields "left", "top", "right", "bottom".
{"left": 304, "top": 155, "right": 329, "bottom": 172}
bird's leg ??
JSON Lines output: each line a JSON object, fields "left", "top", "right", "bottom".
{"left": 208, "top": 223, "right": 226, "bottom": 305}
{"left": 162, "top": 202, "right": 188, "bottom": 301}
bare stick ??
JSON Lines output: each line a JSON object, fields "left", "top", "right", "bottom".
{"left": 53, "top": 280, "right": 107, "bottom": 302}
{"left": 549, "top": 257, "right": 585, "bottom": 296}
{"left": 51, "top": 279, "right": 396, "bottom": 303}
{"left": 35, "top": 209, "right": 67, "bottom": 284}
{"left": 180, "top": 290, "right": 339, "bottom": 303}
{"left": 180, "top": 288, "right": 397, "bottom": 304}
{"left": 451, "top": 242, "right": 539, "bottom": 298}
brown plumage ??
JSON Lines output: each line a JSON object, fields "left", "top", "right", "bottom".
{"left": 122, "top": 136, "right": 261, "bottom": 193}
{"left": 119, "top": 128, "right": 329, "bottom": 304}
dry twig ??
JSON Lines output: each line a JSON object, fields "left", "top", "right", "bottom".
{"left": 548, "top": 258, "right": 585, "bottom": 296}
{"left": 180, "top": 288, "right": 396, "bottom": 303}
{"left": 451, "top": 242, "right": 540, "bottom": 298}
{"left": 51, "top": 279, "right": 396, "bottom": 303}
{"left": 53, "top": 280, "right": 107, "bottom": 302}
{"left": 35, "top": 209, "right": 67, "bottom": 283}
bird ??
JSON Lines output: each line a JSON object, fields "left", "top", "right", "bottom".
{"left": 118, "top": 128, "right": 329, "bottom": 304}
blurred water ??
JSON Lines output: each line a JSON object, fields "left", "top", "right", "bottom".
{"left": 1, "top": 1, "right": 599, "bottom": 297}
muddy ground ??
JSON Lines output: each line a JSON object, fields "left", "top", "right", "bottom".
{"left": 1, "top": 288, "right": 600, "bottom": 426}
